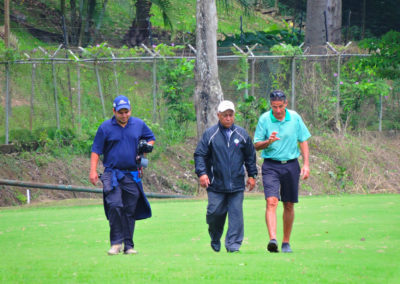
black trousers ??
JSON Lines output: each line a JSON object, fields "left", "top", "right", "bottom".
{"left": 101, "top": 172, "right": 140, "bottom": 250}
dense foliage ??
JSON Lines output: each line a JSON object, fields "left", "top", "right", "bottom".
{"left": 218, "top": 27, "right": 303, "bottom": 48}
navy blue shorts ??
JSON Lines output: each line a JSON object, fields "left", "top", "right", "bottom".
{"left": 261, "top": 159, "right": 300, "bottom": 203}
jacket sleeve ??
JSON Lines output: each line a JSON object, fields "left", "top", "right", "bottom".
{"left": 243, "top": 132, "right": 258, "bottom": 178}
{"left": 194, "top": 131, "right": 210, "bottom": 177}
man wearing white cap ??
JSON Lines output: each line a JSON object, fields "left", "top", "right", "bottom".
{"left": 194, "top": 100, "right": 257, "bottom": 253}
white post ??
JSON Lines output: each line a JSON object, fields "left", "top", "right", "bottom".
{"left": 26, "top": 189, "right": 30, "bottom": 204}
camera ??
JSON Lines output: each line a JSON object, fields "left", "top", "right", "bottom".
{"left": 136, "top": 139, "right": 153, "bottom": 168}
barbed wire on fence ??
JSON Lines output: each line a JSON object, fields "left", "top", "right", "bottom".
{"left": 1, "top": 43, "right": 394, "bottom": 146}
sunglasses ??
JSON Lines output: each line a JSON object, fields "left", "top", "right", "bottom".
{"left": 269, "top": 90, "right": 286, "bottom": 100}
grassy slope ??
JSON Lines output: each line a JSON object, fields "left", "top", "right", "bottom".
{"left": 6, "top": 0, "right": 282, "bottom": 49}
{"left": 0, "top": 194, "right": 399, "bottom": 283}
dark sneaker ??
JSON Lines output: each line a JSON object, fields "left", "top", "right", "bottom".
{"left": 227, "top": 249, "right": 240, "bottom": 253}
{"left": 281, "top": 242, "right": 293, "bottom": 253}
{"left": 211, "top": 241, "right": 221, "bottom": 252}
{"left": 267, "top": 239, "right": 279, "bottom": 253}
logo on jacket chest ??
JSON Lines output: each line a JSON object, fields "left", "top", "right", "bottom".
{"left": 234, "top": 138, "right": 240, "bottom": 146}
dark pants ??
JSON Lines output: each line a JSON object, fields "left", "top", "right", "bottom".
{"left": 206, "top": 190, "right": 244, "bottom": 252}
{"left": 101, "top": 172, "right": 140, "bottom": 250}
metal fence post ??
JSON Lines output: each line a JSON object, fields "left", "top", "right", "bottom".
{"left": 110, "top": 50, "right": 120, "bottom": 94}
{"left": 30, "top": 63, "right": 36, "bottom": 131}
{"left": 142, "top": 44, "right": 160, "bottom": 123}
{"left": 94, "top": 61, "right": 106, "bottom": 118}
{"left": 51, "top": 59, "right": 61, "bottom": 130}
{"left": 335, "top": 54, "right": 341, "bottom": 132}
{"left": 69, "top": 49, "right": 81, "bottom": 135}
{"left": 251, "top": 57, "right": 255, "bottom": 98}
{"left": 232, "top": 43, "right": 258, "bottom": 100}
{"left": 77, "top": 63, "right": 82, "bottom": 135}
{"left": 152, "top": 58, "right": 158, "bottom": 123}
{"left": 291, "top": 56, "right": 296, "bottom": 110}
{"left": 5, "top": 62, "right": 10, "bottom": 144}
{"left": 40, "top": 45, "right": 63, "bottom": 130}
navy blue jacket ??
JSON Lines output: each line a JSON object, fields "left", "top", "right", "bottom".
{"left": 194, "top": 123, "right": 257, "bottom": 193}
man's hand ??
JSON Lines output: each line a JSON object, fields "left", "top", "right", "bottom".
{"left": 300, "top": 165, "right": 310, "bottom": 180}
{"left": 255, "top": 131, "right": 280, "bottom": 151}
{"left": 268, "top": 131, "right": 280, "bottom": 143}
{"left": 199, "top": 174, "right": 210, "bottom": 188}
{"left": 89, "top": 170, "right": 99, "bottom": 186}
{"left": 246, "top": 177, "right": 256, "bottom": 191}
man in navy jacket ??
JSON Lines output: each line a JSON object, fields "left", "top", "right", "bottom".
{"left": 194, "top": 100, "right": 257, "bottom": 252}
{"left": 90, "top": 95, "right": 155, "bottom": 255}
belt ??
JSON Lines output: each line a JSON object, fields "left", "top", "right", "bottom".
{"left": 264, "top": 158, "right": 297, "bottom": 164}
{"left": 117, "top": 167, "right": 138, "bottom": 172}
{"left": 119, "top": 167, "right": 138, "bottom": 172}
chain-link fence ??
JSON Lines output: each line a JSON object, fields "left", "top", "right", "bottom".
{"left": 1, "top": 47, "right": 398, "bottom": 145}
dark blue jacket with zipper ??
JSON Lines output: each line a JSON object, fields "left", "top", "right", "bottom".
{"left": 194, "top": 122, "right": 257, "bottom": 193}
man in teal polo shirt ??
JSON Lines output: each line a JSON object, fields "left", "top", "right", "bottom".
{"left": 254, "top": 90, "right": 311, "bottom": 253}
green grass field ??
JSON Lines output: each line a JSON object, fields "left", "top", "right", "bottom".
{"left": 0, "top": 194, "right": 399, "bottom": 283}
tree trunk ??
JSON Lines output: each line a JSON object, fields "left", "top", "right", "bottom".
{"left": 361, "top": 0, "right": 366, "bottom": 39}
{"left": 304, "top": 0, "right": 326, "bottom": 54}
{"left": 326, "top": 0, "right": 342, "bottom": 44}
{"left": 90, "top": 0, "right": 109, "bottom": 45}
{"left": 82, "top": 0, "right": 97, "bottom": 46}
{"left": 69, "top": 0, "right": 80, "bottom": 45}
{"left": 124, "top": 0, "right": 152, "bottom": 47}
{"left": 305, "top": 0, "right": 342, "bottom": 53}
{"left": 194, "top": 0, "right": 224, "bottom": 139}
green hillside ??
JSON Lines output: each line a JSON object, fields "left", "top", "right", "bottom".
{"left": 2, "top": 0, "right": 285, "bottom": 50}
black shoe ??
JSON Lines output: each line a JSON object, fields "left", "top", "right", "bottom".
{"left": 211, "top": 241, "right": 221, "bottom": 252}
{"left": 267, "top": 239, "right": 279, "bottom": 253}
{"left": 281, "top": 242, "right": 293, "bottom": 253}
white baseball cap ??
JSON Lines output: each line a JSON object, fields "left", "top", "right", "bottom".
{"left": 217, "top": 100, "right": 235, "bottom": 113}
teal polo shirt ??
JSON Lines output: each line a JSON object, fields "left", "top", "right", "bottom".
{"left": 254, "top": 109, "right": 311, "bottom": 161}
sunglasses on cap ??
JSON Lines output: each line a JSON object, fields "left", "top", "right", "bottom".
{"left": 269, "top": 90, "right": 286, "bottom": 101}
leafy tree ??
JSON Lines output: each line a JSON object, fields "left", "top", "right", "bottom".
{"left": 358, "top": 31, "right": 400, "bottom": 80}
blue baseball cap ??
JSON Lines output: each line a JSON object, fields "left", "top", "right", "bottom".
{"left": 113, "top": 95, "right": 131, "bottom": 111}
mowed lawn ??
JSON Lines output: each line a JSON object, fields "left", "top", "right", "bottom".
{"left": 0, "top": 194, "right": 399, "bottom": 283}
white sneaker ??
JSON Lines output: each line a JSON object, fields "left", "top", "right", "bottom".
{"left": 107, "top": 244, "right": 122, "bottom": 255}
{"left": 124, "top": 248, "right": 138, "bottom": 255}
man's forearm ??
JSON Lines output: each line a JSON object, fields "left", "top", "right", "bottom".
{"left": 299, "top": 141, "right": 309, "bottom": 166}
{"left": 254, "top": 140, "right": 271, "bottom": 151}
{"left": 90, "top": 152, "right": 99, "bottom": 173}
